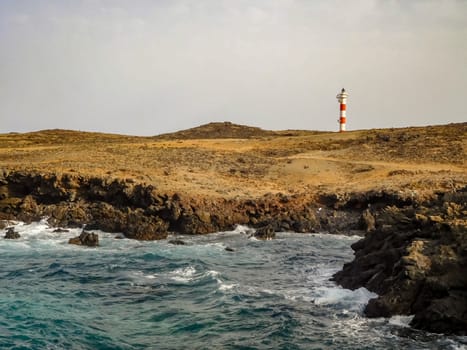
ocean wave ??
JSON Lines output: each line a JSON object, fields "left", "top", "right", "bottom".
{"left": 388, "top": 315, "right": 414, "bottom": 327}
{"left": 170, "top": 266, "right": 197, "bottom": 283}
{"left": 312, "top": 286, "right": 377, "bottom": 311}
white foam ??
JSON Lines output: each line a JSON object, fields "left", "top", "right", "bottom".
{"left": 443, "top": 342, "right": 467, "bottom": 350}
{"left": 388, "top": 315, "right": 414, "bottom": 327}
{"left": 310, "top": 232, "right": 362, "bottom": 241}
{"left": 218, "top": 282, "right": 238, "bottom": 291}
{"left": 126, "top": 271, "right": 159, "bottom": 286}
{"left": 206, "top": 270, "right": 220, "bottom": 278}
{"left": 231, "top": 225, "right": 255, "bottom": 235}
{"left": 170, "top": 266, "right": 196, "bottom": 283}
{"left": 313, "top": 286, "right": 377, "bottom": 311}
{"left": 1, "top": 221, "right": 78, "bottom": 252}
{"left": 282, "top": 287, "right": 315, "bottom": 302}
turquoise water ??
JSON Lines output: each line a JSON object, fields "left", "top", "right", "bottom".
{"left": 1, "top": 221, "right": 466, "bottom": 349}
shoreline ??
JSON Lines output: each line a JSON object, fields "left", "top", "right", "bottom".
{"left": 1, "top": 122, "right": 466, "bottom": 335}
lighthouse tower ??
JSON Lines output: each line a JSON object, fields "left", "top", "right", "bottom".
{"left": 336, "top": 88, "right": 348, "bottom": 132}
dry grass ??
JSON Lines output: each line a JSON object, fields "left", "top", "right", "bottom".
{"left": 0, "top": 123, "right": 466, "bottom": 198}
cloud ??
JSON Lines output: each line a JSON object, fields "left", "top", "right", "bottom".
{"left": 0, "top": 0, "right": 466, "bottom": 135}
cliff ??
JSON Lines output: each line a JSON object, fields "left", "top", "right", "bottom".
{"left": 333, "top": 188, "right": 467, "bottom": 334}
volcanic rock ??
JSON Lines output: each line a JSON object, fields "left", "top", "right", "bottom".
{"left": 4, "top": 227, "right": 20, "bottom": 239}
{"left": 253, "top": 224, "right": 275, "bottom": 240}
{"left": 168, "top": 239, "right": 186, "bottom": 245}
{"left": 68, "top": 230, "right": 99, "bottom": 247}
{"left": 333, "top": 189, "right": 467, "bottom": 335}
{"left": 359, "top": 209, "right": 375, "bottom": 232}
{"left": 53, "top": 228, "right": 69, "bottom": 233}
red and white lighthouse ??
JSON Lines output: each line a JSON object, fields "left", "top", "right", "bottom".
{"left": 336, "top": 88, "right": 348, "bottom": 132}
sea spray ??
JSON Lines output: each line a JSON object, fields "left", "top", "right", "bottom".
{"left": 0, "top": 223, "right": 465, "bottom": 349}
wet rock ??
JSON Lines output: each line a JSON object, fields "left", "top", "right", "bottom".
{"left": 68, "top": 230, "right": 99, "bottom": 247}
{"left": 123, "top": 210, "right": 169, "bottom": 240}
{"left": 253, "top": 224, "right": 275, "bottom": 240}
{"left": 410, "top": 292, "right": 467, "bottom": 335}
{"left": 333, "top": 190, "right": 467, "bottom": 335}
{"left": 168, "top": 239, "right": 186, "bottom": 245}
{"left": 4, "top": 227, "right": 20, "bottom": 239}
{"left": 53, "top": 228, "right": 69, "bottom": 233}
{"left": 225, "top": 246, "right": 235, "bottom": 252}
{"left": 359, "top": 209, "right": 375, "bottom": 232}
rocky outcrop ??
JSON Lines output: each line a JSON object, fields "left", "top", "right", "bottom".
{"left": 253, "top": 224, "right": 276, "bottom": 240}
{"left": 69, "top": 230, "right": 99, "bottom": 247}
{"left": 333, "top": 187, "right": 467, "bottom": 335}
{"left": 359, "top": 209, "right": 375, "bottom": 232}
{"left": 0, "top": 170, "right": 345, "bottom": 239}
{"left": 168, "top": 239, "right": 186, "bottom": 245}
{"left": 4, "top": 227, "right": 20, "bottom": 239}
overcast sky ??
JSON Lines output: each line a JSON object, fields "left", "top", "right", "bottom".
{"left": 1, "top": 0, "right": 466, "bottom": 135}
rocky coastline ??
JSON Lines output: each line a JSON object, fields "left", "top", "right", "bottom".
{"left": 0, "top": 170, "right": 362, "bottom": 238}
{"left": 1, "top": 123, "right": 466, "bottom": 335}
{"left": 333, "top": 186, "right": 467, "bottom": 335}
{"left": 1, "top": 170, "right": 466, "bottom": 335}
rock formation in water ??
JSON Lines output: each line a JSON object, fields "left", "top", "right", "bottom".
{"left": 333, "top": 187, "right": 467, "bottom": 335}
{"left": 68, "top": 230, "right": 99, "bottom": 247}
{"left": 4, "top": 227, "right": 20, "bottom": 239}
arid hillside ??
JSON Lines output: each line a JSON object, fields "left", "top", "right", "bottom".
{"left": 0, "top": 122, "right": 465, "bottom": 198}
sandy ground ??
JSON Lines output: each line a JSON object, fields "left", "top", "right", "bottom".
{"left": 0, "top": 123, "right": 465, "bottom": 198}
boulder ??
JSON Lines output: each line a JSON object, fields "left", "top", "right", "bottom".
{"left": 68, "top": 230, "right": 99, "bottom": 247}
{"left": 4, "top": 227, "right": 20, "bottom": 239}
{"left": 53, "top": 228, "right": 69, "bottom": 233}
{"left": 168, "top": 239, "right": 186, "bottom": 245}
{"left": 253, "top": 224, "right": 275, "bottom": 240}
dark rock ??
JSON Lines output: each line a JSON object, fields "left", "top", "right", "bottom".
{"left": 68, "top": 230, "right": 99, "bottom": 247}
{"left": 253, "top": 224, "right": 275, "bottom": 240}
{"left": 168, "top": 239, "right": 186, "bottom": 245}
{"left": 79, "top": 231, "right": 99, "bottom": 246}
{"left": 359, "top": 209, "right": 375, "bottom": 232}
{"left": 333, "top": 191, "right": 467, "bottom": 335}
{"left": 292, "top": 220, "right": 316, "bottom": 233}
{"left": 0, "top": 220, "right": 8, "bottom": 230}
{"left": 53, "top": 228, "right": 69, "bottom": 233}
{"left": 4, "top": 227, "right": 20, "bottom": 239}
{"left": 123, "top": 210, "right": 169, "bottom": 240}
{"left": 410, "top": 292, "right": 467, "bottom": 335}
{"left": 225, "top": 246, "right": 235, "bottom": 252}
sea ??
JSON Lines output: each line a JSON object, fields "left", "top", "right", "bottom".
{"left": 1, "top": 220, "right": 466, "bottom": 350}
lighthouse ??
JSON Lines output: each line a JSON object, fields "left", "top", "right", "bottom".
{"left": 336, "top": 88, "right": 348, "bottom": 132}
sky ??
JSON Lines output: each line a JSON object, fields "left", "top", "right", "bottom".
{"left": 0, "top": 0, "right": 466, "bottom": 136}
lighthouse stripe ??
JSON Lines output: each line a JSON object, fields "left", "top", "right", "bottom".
{"left": 340, "top": 110, "right": 346, "bottom": 117}
{"left": 340, "top": 104, "right": 346, "bottom": 111}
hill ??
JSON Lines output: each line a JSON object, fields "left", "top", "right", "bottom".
{"left": 0, "top": 122, "right": 465, "bottom": 198}
{"left": 155, "top": 121, "right": 282, "bottom": 139}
